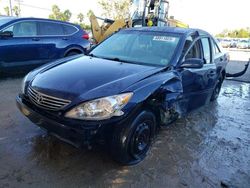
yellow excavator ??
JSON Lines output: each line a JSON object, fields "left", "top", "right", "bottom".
{"left": 89, "top": 0, "right": 189, "bottom": 44}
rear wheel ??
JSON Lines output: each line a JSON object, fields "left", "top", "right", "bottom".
{"left": 65, "top": 51, "right": 81, "bottom": 57}
{"left": 110, "top": 111, "right": 156, "bottom": 165}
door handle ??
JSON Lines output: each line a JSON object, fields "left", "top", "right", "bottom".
{"left": 32, "top": 38, "right": 40, "bottom": 41}
{"left": 62, "top": 38, "right": 68, "bottom": 40}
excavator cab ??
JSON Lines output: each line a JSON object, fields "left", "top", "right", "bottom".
{"left": 131, "top": 0, "right": 170, "bottom": 27}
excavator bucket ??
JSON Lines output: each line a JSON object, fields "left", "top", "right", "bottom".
{"left": 89, "top": 14, "right": 132, "bottom": 44}
{"left": 89, "top": 14, "right": 102, "bottom": 43}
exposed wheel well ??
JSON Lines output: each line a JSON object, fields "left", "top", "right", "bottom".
{"left": 143, "top": 99, "right": 162, "bottom": 127}
{"left": 143, "top": 96, "right": 180, "bottom": 127}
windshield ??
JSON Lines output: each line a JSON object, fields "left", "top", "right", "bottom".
{"left": 90, "top": 31, "right": 180, "bottom": 67}
{"left": 0, "top": 17, "right": 15, "bottom": 27}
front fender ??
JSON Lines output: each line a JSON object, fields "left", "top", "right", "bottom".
{"left": 122, "top": 71, "right": 183, "bottom": 114}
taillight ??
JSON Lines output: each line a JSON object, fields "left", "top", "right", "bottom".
{"left": 82, "top": 33, "right": 89, "bottom": 40}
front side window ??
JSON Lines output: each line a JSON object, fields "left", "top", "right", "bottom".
{"left": 2, "top": 21, "right": 37, "bottom": 37}
{"left": 183, "top": 38, "right": 202, "bottom": 60}
{"left": 38, "top": 22, "right": 64, "bottom": 36}
{"left": 90, "top": 31, "right": 180, "bottom": 67}
{"left": 201, "top": 38, "right": 211, "bottom": 63}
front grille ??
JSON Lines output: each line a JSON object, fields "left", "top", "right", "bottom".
{"left": 27, "top": 87, "right": 71, "bottom": 111}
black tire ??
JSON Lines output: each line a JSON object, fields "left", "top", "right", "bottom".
{"left": 110, "top": 110, "right": 156, "bottom": 165}
{"left": 66, "top": 51, "right": 80, "bottom": 57}
{"left": 211, "top": 76, "right": 223, "bottom": 101}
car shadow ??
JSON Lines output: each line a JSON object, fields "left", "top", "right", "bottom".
{"left": 23, "top": 100, "right": 220, "bottom": 186}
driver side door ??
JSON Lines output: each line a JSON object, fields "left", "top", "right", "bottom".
{"left": 180, "top": 35, "right": 217, "bottom": 112}
{"left": 0, "top": 20, "right": 44, "bottom": 69}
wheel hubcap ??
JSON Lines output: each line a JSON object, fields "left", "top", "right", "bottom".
{"left": 131, "top": 122, "right": 151, "bottom": 159}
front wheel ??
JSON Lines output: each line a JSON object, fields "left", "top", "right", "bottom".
{"left": 110, "top": 111, "right": 156, "bottom": 165}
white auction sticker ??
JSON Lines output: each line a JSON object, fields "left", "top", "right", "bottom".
{"left": 153, "top": 36, "right": 176, "bottom": 42}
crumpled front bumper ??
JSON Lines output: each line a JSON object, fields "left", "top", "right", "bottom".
{"left": 16, "top": 94, "right": 106, "bottom": 147}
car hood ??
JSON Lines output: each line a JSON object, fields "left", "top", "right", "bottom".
{"left": 31, "top": 56, "right": 163, "bottom": 100}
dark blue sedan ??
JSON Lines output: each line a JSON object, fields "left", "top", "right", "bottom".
{"left": 16, "top": 27, "right": 229, "bottom": 165}
{"left": 0, "top": 17, "right": 90, "bottom": 72}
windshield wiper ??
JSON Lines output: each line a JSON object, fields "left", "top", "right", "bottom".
{"left": 100, "top": 57, "right": 138, "bottom": 64}
{"left": 88, "top": 53, "right": 99, "bottom": 58}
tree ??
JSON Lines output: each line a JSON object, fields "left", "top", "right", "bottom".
{"left": 49, "top": 5, "right": 61, "bottom": 20}
{"left": 87, "top": 10, "right": 94, "bottom": 18}
{"left": 62, "top": 9, "right": 72, "bottom": 21}
{"left": 98, "top": 0, "right": 131, "bottom": 19}
{"left": 12, "top": 5, "right": 21, "bottom": 17}
{"left": 237, "top": 29, "right": 249, "bottom": 38}
{"left": 4, "top": 6, "right": 10, "bottom": 16}
{"left": 216, "top": 28, "right": 250, "bottom": 38}
{"left": 49, "top": 5, "right": 72, "bottom": 21}
{"left": 77, "top": 13, "right": 84, "bottom": 23}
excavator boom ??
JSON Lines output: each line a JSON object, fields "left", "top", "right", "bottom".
{"left": 89, "top": 0, "right": 188, "bottom": 44}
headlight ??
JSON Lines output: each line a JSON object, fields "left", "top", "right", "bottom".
{"left": 21, "top": 73, "right": 29, "bottom": 94}
{"left": 65, "top": 93, "right": 133, "bottom": 120}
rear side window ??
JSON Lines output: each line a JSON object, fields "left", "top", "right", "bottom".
{"left": 38, "top": 22, "right": 64, "bottom": 36}
{"left": 212, "top": 40, "right": 221, "bottom": 56}
{"left": 63, "top": 25, "right": 78, "bottom": 35}
{"left": 201, "top": 38, "right": 211, "bottom": 63}
{"left": 2, "top": 21, "right": 37, "bottom": 37}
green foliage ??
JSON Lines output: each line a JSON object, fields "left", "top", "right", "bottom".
{"left": 77, "top": 13, "right": 84, "bottom": 23}
{"left": 87, "top": 10, "right": 94, "bottom": 18}
{"left": 4, "top": 6, "right": 10, "bottom": 16}
{"left": 216, "top": 28, "right": 250, "bottom": 38}
{"left": 12, "top": 6, "right": 20, "bottom": 17}
{"left": 98, "top": 0, "right": 131, "bottom": 19}
{"left": 48, "top": 5, "right": 92, "bottom": 30}
{"left": 49, "top": 5, "right": 72, "bottom": 22}
{"left": 74, "top": 22, "right": 91, "bottom": 30}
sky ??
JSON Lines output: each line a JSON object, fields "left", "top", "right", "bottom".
{"left": 0, "top": 0, "right": 249, "bottom": 34}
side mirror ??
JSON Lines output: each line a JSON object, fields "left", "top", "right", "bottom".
{"left": 180, "top": 58, "right": 204, "bottom": 69}
{"left": 0, "top": 31, "right": 13, "bottom": 38}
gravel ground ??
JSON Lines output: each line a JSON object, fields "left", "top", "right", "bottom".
{"left": 0, "top": 51, "right": 249, "bottom": 188}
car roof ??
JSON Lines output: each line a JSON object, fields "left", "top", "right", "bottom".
{"left": 3, "top": 17, "right": 79, "bottom": 27}
{"left": 124, "top": 26, "right": 210, "bottom": 36}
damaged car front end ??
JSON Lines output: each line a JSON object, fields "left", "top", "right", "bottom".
{"left": 16, "top": 27, "right": 248, "bottom": 165}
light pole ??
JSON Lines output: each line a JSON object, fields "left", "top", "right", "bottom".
{"left": 9, "top": 0, "right": 13, "bottom": 16}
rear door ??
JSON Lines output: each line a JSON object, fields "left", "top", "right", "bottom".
{"left": 0, "top": 20, "right": 44, "bottom": 68}
{"left": 211, "top": 38, "right": 228, "bottom": 74}
{"left": 37, "top": 21, "right": 66, "bottom": 60}
{"left": 180, "top": 34, "right": 217, "bottom": 112}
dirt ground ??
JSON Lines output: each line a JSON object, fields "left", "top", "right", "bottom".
{"left": 0, "top": 51, "right": 250, "bottom": 188}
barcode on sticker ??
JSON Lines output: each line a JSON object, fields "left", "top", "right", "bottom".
{"left": 153, "top": 36, "right": 176, "bottom": 42}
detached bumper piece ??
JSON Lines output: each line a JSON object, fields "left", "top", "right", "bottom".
{"left": 16, "top": 94, "right": 100, "bottom": 148}
{"left": 226, "top": 59, "right": 249, "bottom": 77}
